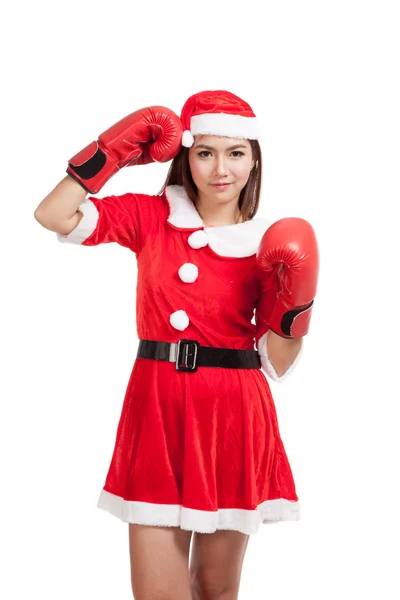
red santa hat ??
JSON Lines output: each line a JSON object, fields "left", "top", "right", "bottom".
{"left": 180, "top": 90, "right": 260, "bottom": 148}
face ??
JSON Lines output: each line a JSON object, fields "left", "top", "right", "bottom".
{"left": 188, "top": 135, "right": 255, "bottom": 206}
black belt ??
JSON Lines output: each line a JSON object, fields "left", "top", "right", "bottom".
{"left": 137, "top": 339, "right": 261, "bottom": 373}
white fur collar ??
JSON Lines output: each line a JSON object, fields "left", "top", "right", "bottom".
{"left": 164, "top": 185, "right": 271, "bottom": 258}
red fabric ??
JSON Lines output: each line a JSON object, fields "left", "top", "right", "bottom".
{"left": 180, "top": 90, "right": 256, "bottom": 132}
{"left": 104, "top": 359, "right": 296, "bottom": 511}
{"left": 82, "top": 191, "right": 298, "bottom": 516}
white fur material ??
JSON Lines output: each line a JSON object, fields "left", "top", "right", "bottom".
{"left": 190, "top": 113, "right": 260, "bottom": 140}
{"left": 166, "top": 185, "right": 203, "bottom": 229}
{"left": 182, "top": 130, "right": 195, "bottom": 147}
{"left": 257, "top": 330, "right": 304, "bottom": 383}
{"left": 187, "top": 230, "right": 209, "bottom": 249}
{"left": 97, "top": 488, "right": 300, "bottom": 535}
{"left": 178, "top": 263, "right": 198, "bottom": 283}
{"left": 165, "top": 186, "right": 271, "bottom": 258}
{"left": 205, "top": 220, "right": 270, "bottom": 258}
{"left": 56, "top": 198, "right": 98, "bottom": 244}
{"left": 169, "top": 310, "right": 189, "bottom": 331}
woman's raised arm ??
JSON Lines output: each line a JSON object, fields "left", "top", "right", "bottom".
{"left": 34, "top": 105, "right": 183, "bottom": 236}
{"left": 34, "top": 175, "right": 87, "bottom": 235}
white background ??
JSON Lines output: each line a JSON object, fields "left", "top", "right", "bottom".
{"left": 1, "top": 0, "right": 399, "bottom": 598}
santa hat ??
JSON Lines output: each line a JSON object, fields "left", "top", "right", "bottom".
{"left": 180, "top": 90, "right": 260, "bottom": 148}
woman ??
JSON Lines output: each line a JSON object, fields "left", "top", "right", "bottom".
{"left": 34, "top": 90, "right": 318, "bottom": 600}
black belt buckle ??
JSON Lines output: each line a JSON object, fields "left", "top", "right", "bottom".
{"left": 176, "top": 339, "right": 200, "bottom": 372}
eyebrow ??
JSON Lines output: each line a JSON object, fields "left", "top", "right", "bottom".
{"left": 194, "top": 144, "right": 248, "bottom": 151}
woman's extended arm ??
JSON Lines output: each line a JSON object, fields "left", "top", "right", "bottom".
{"left": 255, "top": 217, "right": 319, "bottom": 382}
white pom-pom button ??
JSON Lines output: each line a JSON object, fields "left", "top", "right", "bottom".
{"left": 188, "top": 230, "right": 208, "bottom": 249}
{"left": 170, "top": 310, "right": 189, "bottom": 331}
{"left": 178, "top": 263, "right": 198, "bottom": 283}
{"left": 182, "top": 130, "right": 194, "bottom": 147}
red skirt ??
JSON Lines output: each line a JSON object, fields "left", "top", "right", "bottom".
{"left": 97, "top": 357, "right": 300, "bottom": 535}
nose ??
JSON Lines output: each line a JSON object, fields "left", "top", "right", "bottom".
{"left": 212, "top": 154, "right": 229, "bottom": 176}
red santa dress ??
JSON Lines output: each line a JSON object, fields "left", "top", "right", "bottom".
{"left": 57, "top": 184, "right": 302, "bottom": 535}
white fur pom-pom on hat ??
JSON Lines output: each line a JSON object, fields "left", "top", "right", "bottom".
{"left": 182, "top": 130, "right": 195, "bottom": 148}
{"left": 180, "top": 90, "right": 260, "bottom": 147}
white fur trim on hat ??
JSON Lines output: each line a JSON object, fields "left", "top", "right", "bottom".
{"left": 191, "top": 113, "right": 260, "bottom": 140}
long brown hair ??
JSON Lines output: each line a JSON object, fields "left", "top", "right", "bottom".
{"left": 159, "top": 139, "right": 262, "bottom": 222}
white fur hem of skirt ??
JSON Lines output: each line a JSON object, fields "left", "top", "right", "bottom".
{"left": 97, "top": 489, "right": 300, "bottom": 535}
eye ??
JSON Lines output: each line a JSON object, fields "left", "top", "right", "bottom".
{"left": 197, "top": 151, "right": 212, "bottom": 157}
{"left": 231, "top": 151, "right": 245, "bottom": 157}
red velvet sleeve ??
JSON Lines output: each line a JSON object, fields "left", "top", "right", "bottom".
{"left": 57, "top": 192, "right": 168, "bottom": 256}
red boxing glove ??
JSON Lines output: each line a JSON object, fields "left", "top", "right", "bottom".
{"left": 66, "top": 106, "right": 183, "bottom": 193}
{"left": 256, "top": 218, "right": 319, "bottom": 339}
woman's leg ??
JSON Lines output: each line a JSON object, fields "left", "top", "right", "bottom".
{"left": 189, "top": 529, "right": 250, "bottom": 600}
{"left": 129, "top": 523, "right": 194, "bottom": 599}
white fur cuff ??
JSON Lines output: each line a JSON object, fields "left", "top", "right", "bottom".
{"left": 56, "top": 198, "right": 99, "bottom": 244}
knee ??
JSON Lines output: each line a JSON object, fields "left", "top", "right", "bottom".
{"left": 190, "top": 572, "right": 238, "bottom": 600}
